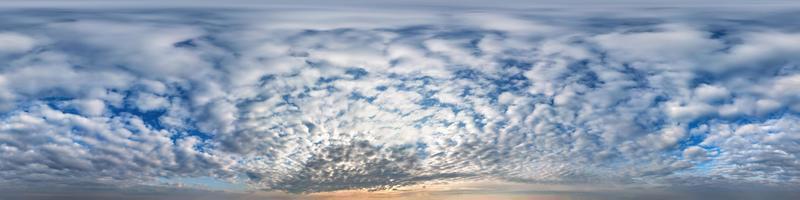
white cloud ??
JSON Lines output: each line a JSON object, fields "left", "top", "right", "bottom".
{"left": 0, "top": 5, "right": 799, "bottom": 196}
{"left": 693, "top": 84, "right": 730, "bottom": 103}
{"left": 0, "top": 32, "right": 36, "bottom": 54}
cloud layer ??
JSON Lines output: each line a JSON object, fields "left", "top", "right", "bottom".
{"left": 1, "top": 4, "right": 800, "bottom": 195}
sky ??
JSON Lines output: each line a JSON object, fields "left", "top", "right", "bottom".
{"left": 1, "top": 1, "right": 800, "bottom": 199}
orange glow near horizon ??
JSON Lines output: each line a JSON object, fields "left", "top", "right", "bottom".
{"left": 237, "top": 180, "right": 611, "bottom": 200}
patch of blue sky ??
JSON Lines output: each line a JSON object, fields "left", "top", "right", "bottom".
{"left": 677, "top": 134, "right": 707, "bottom": 150}
{"left": 45, "top": 100, "right": 81, "bottom": 116}
{"left": 412, "top": 115, "right": 434, "bottom": 129}
{"left": 172, "top": 39, "right": 198, "bottom": 48}
{"left": 316, "top": 76, "right": 341, "bottom": 85}
{"left": 344, "top": 67, "right": 368, "bottom": 79}
{"left": 418, "top": 97, "right": 440, "bottom": 108}
{"left": 109, "top": 105, "right": 168, "bottom": 129}
{"left": 348, "top": 91, "right": 377, "bottom": 103}
{"left": 498, "top": 58, "right": 533, "bottom": 70}
{"left": 731, "top": 109, "right": 794, "bottom": 125}
{"left": 415, "top": 141, "right": 430, "bottom": 159}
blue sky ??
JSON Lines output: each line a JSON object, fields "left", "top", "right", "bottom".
{"left": 0, "top": 1, "right": 799, "bottom": 199}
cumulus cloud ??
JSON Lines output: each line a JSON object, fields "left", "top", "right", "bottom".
{"left": 0, "top": 3, "right": 799, "bottom": 197}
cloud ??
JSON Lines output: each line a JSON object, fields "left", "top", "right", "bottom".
{"left": 0, "top": 32, "right": 37, "bottom": 54}
{"left": 0, "top": 4, "right": 799, "bottom": 198}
